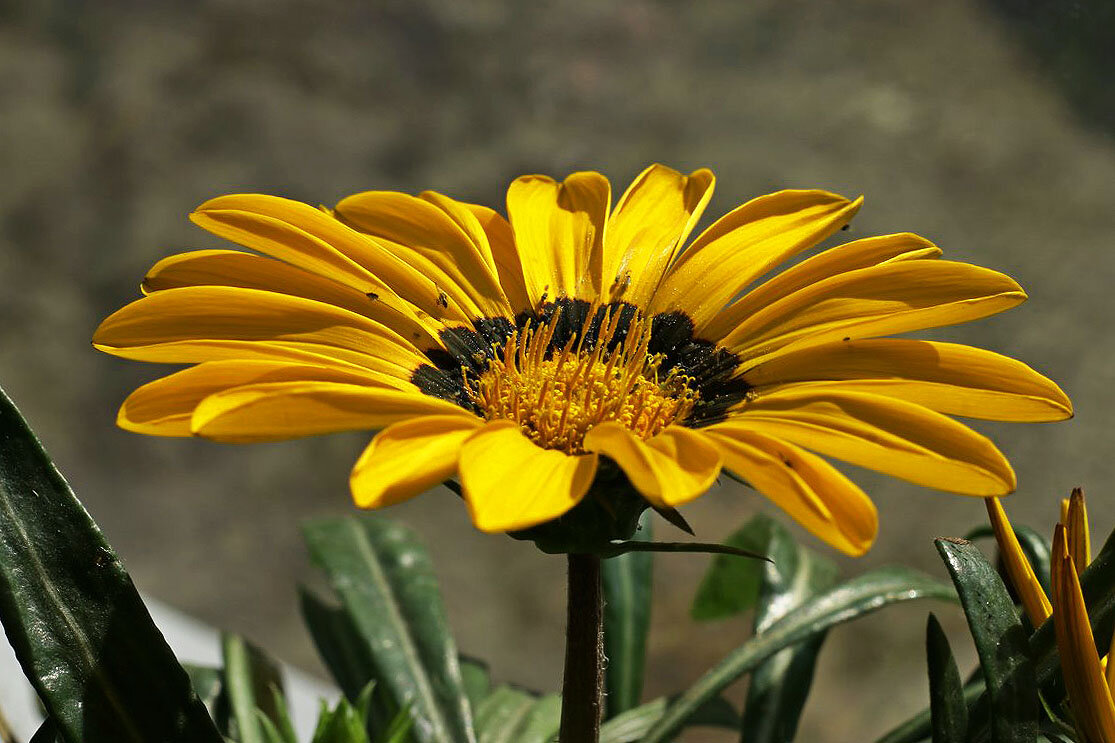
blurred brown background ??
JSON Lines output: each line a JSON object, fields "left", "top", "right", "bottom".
{"left": 2, "top": 0, "right": 1114, "bottom": 740}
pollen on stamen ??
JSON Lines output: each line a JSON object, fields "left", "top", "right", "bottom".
{"left": 470, "top": 305, "right": 699, "bottom": 454}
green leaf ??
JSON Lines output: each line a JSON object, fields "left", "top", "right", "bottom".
{"left": 467, "top": 687, "right": 561, "bottom": 743}
{"left": 935, "top": 538, "right": 1038, "bottom": 743}
{"left": 255, "top": 710, "right": 293, "bottom": 743}
{"left": 312, "top": 698, "right": 371, "bottom": 743}
{"left": 184, "top": 664, "right": 226, "bottom": 719}
{"left": 380, "top": 704, "right": 417, "bottom": 743}
{"left": 222, "top": 633, "right": 285, "bottom": 743}
{"left": 516, "top": 694, "right": 562, "bottom": 743}
{"left": 0, "top": 386, "right": 222, "bottom": 743}
{"left": 966, "top": 524, "right": 1054, "bottom": 600}
{"left": 640, "top": 566, "right": 956, "bottom": 743}
{"left": 300, "top": 599, "right": 403, "bottom": 741}
{"left": 604, "top": 541, "right": 768, "bottom": 560}
{"left": 599, "top": 695, "right": 738, "bottom": 743}
{"left": 459, "top": 658, "right": 491, "bottom": 717}
{"left": 960, "top": 524, "right": 1115, "bottom": 743}
{"left": 300, "top": 588, "right": 378, "bottom": 701}
{"left": 925, "top": 613, "right": 967, "bottom": 743}
{"left": 302, "top": 516, "right": 475, "bottom": 743}
{"left": 267, "top": 685, "right": 299, "bottom": 743}
{"left": 741, "top": 516, "right": 840, "bottom": 743}
{"left": 603, "top": 511, "right": 653, "bottom": 718}
{"left": 690, "top": 517, "right": 773, "bottom": 620}
{"left": 924, "top": 530, "right": 1115, "bottom": 743}
{"left": 473, "top": 686, "right": 534, "bottom": 743}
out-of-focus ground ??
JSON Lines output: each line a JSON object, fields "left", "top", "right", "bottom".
{"left": 2, "top": 1, "right": 1113, "bottom": 740}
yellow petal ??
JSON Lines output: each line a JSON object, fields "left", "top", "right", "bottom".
{"left": 718, "top": 389, "right": 1016, "bottom": 495}
{"left": 582, "top": 423, "right": 721, "bottom": 507}
{"left": 984, "top": 497, "right": 1052, "bottom": 626}
{"left": 462, "top": 202, "right": 531, "bottom": 312}
{"left": 743, "top": 339, "right": 1072, "bottom": 423}
{"left": 722, "top": 260, "right": 1026, "bottom": 365}
{"left": 697, "top": 232, "right": 936, "bottom": 341}
{"left": 654, "top": 190, "right": 862, "bottom": 336}
{"left": 93, "top": 286, "right": 428, "bottom": 378}
{"left": 191, "top": 382, "right": 469, "bottom": 442}
{"left": 1066, "top": 487, "right": 1091, "bottom": 570}
{"left": 142, "top": 249, "right": 443, "bottom": 349}
{"left": 118, "top": 360, "right": 407, "bottom": 437}
{"left": 505, "top": 171, "right": 611, "bottom": 304}
{"left": 603, "top": 164, "right": 715, "bottom": 307}
{"left": 191, "top": 194, "right": 459, "bottom": 321}
{"left": 704, "top": 428, "right": 877, "bottom": 556}
{"left": 351, "top": 415, "right": 482, "bottom": 509}
{"left": 334, "top": 190, "right": 513, "bottom": 319}
{"left": 1051, "top": 525, "right": 1115, "bottom": 743}
{"left": 1108, "top": 622, "right": 1115, "bottom": 694}
{"left": 458, "top": 421, "right": 598, "bottom": 532}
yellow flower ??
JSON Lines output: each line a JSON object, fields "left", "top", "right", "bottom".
{"left": 94, "top": 164, "right": 1071, "bottom": 553}
{"left": 987, "top": 490, "right": 1115, "bottom": 743}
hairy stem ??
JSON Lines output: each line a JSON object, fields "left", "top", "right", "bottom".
{"left": 559, "top": 553, "right": 604, "bottom": 743}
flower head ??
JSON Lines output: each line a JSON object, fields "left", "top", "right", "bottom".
{"left": 987, "top": 490, "right": 1115, "bottom": 743}
{"left": 94, "top": 164, "right": 1071, "bottom": 554}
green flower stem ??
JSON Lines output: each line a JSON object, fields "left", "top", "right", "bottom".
{"left": 559, "top": 553, "right": 604, "bottom": 743}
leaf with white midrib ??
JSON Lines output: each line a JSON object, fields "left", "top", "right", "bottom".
{"left": 303, "top": 517, "right": 475, "bottom": 743}
{"left": 0, "top": 386, "right": 222, "bottom": 743}
{"left": 342, "top": 520, "right": 446, "bottom": 742}
{"left": 0, "top": 492, "right": 141, "bottom": 741}
{"left": 475, "top": 687, "right": 534, "bottom": 743}
{"left": 638, "top": 566, "right": 956, "bottom": 743}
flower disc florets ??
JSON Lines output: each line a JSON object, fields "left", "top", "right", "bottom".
{"left": 471, "top": 307, "right": 698, "bottom": 454}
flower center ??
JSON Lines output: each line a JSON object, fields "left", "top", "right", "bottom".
{"left": 471, "top": 306, "right": 698, "bottom": 454}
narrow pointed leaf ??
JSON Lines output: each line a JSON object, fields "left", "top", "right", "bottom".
{"left": 268, "top": 686, "right": 299, "bottom": 743}
{"left": 300, "top": 588, "right": 378, "bottom": 701}
{"left": 959, "top": 524, "right": 1115, "bottom": 743}
{"left": 741, "top": 515, "right": 840, "bottom": 743}
{"left": 459, "top": 658, "right": 491, "bottom": 717}
{"left": 474, "top": 687, "right": 534, "bottom": 743}
{"left": 690, "top": 518, "right": 773, "bottom": 620}
{"left": 925, "top": 613, "right": 967, "bottom": 743}
{"left": 381, "top": 704, "right": 418, "bottom": 743}
{"left": 222, "top": 633, "right": 285, "bottom": 743}
{"left": 381, "top": 705, "right": 417, "bottom": 743}
{"left": 184, "top": 664, "right": 225, "bottom": 716}
{"left": 603, "top": 512, "right": 653, "bottom": 718}
{"left": 256, "top": 711, "right": 293, "bottom": 743}
{"left": 516, "top": 694, "right": 562, "bottom": 743}
{"left": 0, "top": 387, "right": 222, "bottom": 743}
{"left": 935, "top": 538, "right": 1037, "bottom": 743}
{"left": 302, "top": 516, "right": 475, "bottom": 743}
{"left": 312, "top": 698, "right": 370, "bottom": 743}
{"left": 640, "top": 566, "right": 956, "bottom": 743}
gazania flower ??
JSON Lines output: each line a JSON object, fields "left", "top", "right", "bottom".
{"left": 94, "top": 164, "right": 1070, "bottom": 555}
{"left": 986, "top": 490, "right": 1115, "bottom": 743}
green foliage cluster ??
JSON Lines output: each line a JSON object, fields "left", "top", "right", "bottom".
{"left": 3, "top": 378, "right": 1113, "bottom": 743}
{"left": 877, "top": 526, "right": 1115, "bottom": 742}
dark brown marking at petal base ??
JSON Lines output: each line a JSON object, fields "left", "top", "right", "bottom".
{"left": 409, "top": 303, "right": 750, "bottom": 426}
